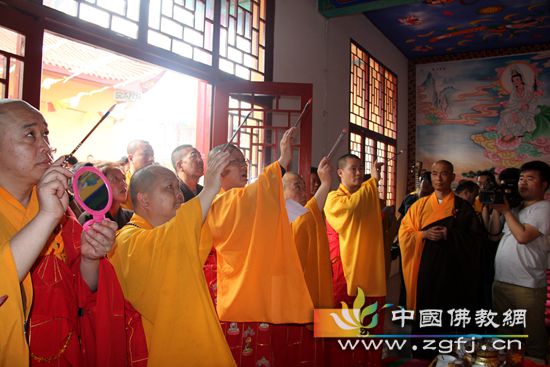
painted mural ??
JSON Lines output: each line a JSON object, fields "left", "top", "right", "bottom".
{"left": 416, "top": 51, "right": 550, "bottom": 179}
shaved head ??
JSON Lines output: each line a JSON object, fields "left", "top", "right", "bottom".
{"left": 130, "top": 165, "right": 173, "bottom": 209}
{"left": 433, "top": 160, "right": 454, "bottom": 173}
{"left": 337, "top": 154, "right": 361, "bottom": 169}
{"left": 171, "top": 144, "right": 193, "bottom": 169}
{"left": 283, "top": 171, "right": 307, "bottom": 206}
{"left": 0, "top": 99, "right": 52, "bottom": 194}
{"left": 208, "top": 143, "right": 241, "bottom": 158}
{"left": 127, "top": 140, "right": 150, "bottom": 155}
{"left": 0, "top": 99, "right": 44, "bottom": 130}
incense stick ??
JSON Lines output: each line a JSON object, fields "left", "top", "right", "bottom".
{"left": 292, "top": 98, "right": 312, "bottom": 128}
{"left": 326, "top": 129, "right": 347, "bottom": 160}
{"left": 63, "top": 103, "right": 117, "bottom": 164}
{"left": 223, "top": 111, "right": 252, "bottom": 151}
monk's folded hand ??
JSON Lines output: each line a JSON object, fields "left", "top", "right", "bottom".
{"left": 81, "top": 219, "right": 118, "bottom": 260}
{"left": 422, "top": 226, "right": 446, "bottom": 241}
{"left": 36, "top": 156, "right": 72, "bottom": 221}
{"left": 278, "top": 127, "right": 296, "bottom": 168}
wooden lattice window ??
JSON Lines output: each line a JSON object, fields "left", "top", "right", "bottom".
{"left": 0, "top": 26, "right": 25, "bottom": 99}
{"left": 147, "top": 0, "right": 215, "bottom": 66}
{"left": 219, "top": 0, "right": 266, "bottom": 81}
{"left": 43, "top": 0, "right": 267, "bottom": 80}
{"left": 349, "top": 40, "right": 397, "bottom": 206}
{"left": 43, "top": 0, "right": 141, "bottom": 39}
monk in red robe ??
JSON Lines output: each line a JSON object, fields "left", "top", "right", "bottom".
{"left": 0, "top": 99, "right": 146, "bottom": 367}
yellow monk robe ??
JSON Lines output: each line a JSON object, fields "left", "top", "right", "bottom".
{"left": 121, "top": 169, "right": 133, "bottom": 210}
{"left": 291, "top": 197, "right": 333, "bottom": 308}
{"left": 398, "top": 193, "right": 454, "bottom": 311}
{"left": 324, "top": 178, "right": 386, "bottom": 297}
{"left": 200, "top": 162, "right": 314, "bottom": 323}
{"left": 0, "top": 190, "right": 34, "bottom": 366}
{"left": 110, "top": 198, "right": 234, "bottom": 366}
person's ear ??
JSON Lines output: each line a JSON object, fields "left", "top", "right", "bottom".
{"left": 175, "top": 160, "right": 183, "bottom": 172}
{"left": 137, "top": 192, "right": 149, "bottom": 209}
{"left": 127, "top": 153, "right": 134, "bottom": 163}
{"left": 337, "top": 168, "right": 343, "bottom": 179}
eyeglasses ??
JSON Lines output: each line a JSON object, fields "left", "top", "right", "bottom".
{"left": 228, "top": 158, "right": 250, "bottom": 167}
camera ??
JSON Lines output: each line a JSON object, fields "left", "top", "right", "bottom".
{"left": 479, "top": 169, "right": 522, "bottom": 208}
{"left": 479, "top": 182, "right": 504, "bottom": 205}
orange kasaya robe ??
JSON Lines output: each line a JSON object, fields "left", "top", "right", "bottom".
{"left": 121, "top": 170, "right": 133, "bottom": 210}
{"left": 110, "top": 198, "right": 235, "bottom": 367}
{"left": 200, "top": 161, "right": 314, "bottom": 324}
{"left": 398, "top": 192, "right": 484, "bottom": 313}
{"left": 0, "top": 186, "right": 146, "bottom": 367}
{"left": 324, "top": 178, "right": 386, "bottom": 298}
{"left": 291, "top": 197, "right": 333, "bottom": 309}
{"left": 398, "top": 193, "right": 454, "bottom": 311}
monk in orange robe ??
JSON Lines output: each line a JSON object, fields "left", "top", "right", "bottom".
{"left": 0, "top": 99, "right": 146, "bottom": 367}
{"left": 282, "top": 157, "right": 333, "bottom": 309}
{"left": 109, "top": 151, "right": 235, "bottom": 366}
{"left": 279, "top": 157, "right": 333, "bottom": 365}
{"left": 200, "top": 127, "right": 314, "bottom": 366}
{"left": 399, "top": 160, "right": 484, "bottom": 358}
{"left": 324, "top": 154, "right": 386, "bottom": 366}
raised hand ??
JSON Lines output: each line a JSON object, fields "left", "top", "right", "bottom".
{"left": 317, "top": 157, "right": 332, "bottom": 186}
{"left": 204, "top": 149, "right": 231, "bottom": 194}
{"left": 278, "top": 127, "right": 297, "bottom": 168}
{"left": 80, "top": 219, "right": 118, "bottom": 261}
{"left": 36, "top": 156, "right": 72, "bottom": 221}
{"left": 80, "top": 219, "right": 118, "bottom": 291}
{"left": 314, "top": 156, "right": 332, "bottom": 211}
{"left": 199, "top": 149, "right": 231, "bottom": 221}
{"left": 371, "top": 161, "right": 384, "bottom": 183}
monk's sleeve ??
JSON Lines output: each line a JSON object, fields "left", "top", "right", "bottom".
{"left": 205, "top": 162, "right": 313, "bottom": 323}
{"left": 397, "top": 201, "right": 425, "bottom": 311}
{"left": 305, "top": 198, "right": 334, "bottom": 308}
{"left": 111, "top": 198, "right": 202, "bottom": 322}
{"left": 0, "top": 239, "right": 30, "bottom": 366}
{"left": 324, "top": 178, "right": 380, "bottom": 233}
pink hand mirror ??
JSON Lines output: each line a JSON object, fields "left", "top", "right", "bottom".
{"left": 72, "top": 166, "right": 113, "bottom": 231}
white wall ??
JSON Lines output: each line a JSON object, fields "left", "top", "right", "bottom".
{"left": 273, "top": 0, "right": 409, "bottom": 205}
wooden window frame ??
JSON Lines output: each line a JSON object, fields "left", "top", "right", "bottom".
{"left": 349, "top": 39, "right": 398, "bottom": 205}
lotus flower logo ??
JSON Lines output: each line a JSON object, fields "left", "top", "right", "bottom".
{"left": 329, "top": 288, "right": 393, "bottom": 336}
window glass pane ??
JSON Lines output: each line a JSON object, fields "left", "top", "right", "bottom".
{"left": 44, "top": 0, "right": 139, "bottom": 39}
{"left": 7, "top": 59, "right": 24, "bottom": 99}
{"left": 147, "top": 0, "right": 214, "bottom": 66}
{"left": 0, "top": 27, "right": 25, "bottom": 56}
{"left": 219, "top": 0, "right": 265, "bottom": 80}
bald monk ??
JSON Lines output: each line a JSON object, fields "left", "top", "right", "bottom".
{"left": 109, "top": 151, "right": 235, "bottom": 366}
{"left": 399, "top": 160, "right": 484, "bottom": 358}
{"left": 282, "top": 157, "right": 333, "bottom": 308}
{"left": 324, "top": 155, "right": 385, "bottom": 366}
{"left": 122, "top": 139, "right": 155, "bottom": 209}
{"left": 200, "top": 128, "right": 313, "bottom": 366}
{"left": 279, "top": 157, "right": 333, "bottom": 366}
{"left": 0, "top": 99, "right": 144, "bottom": 366}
